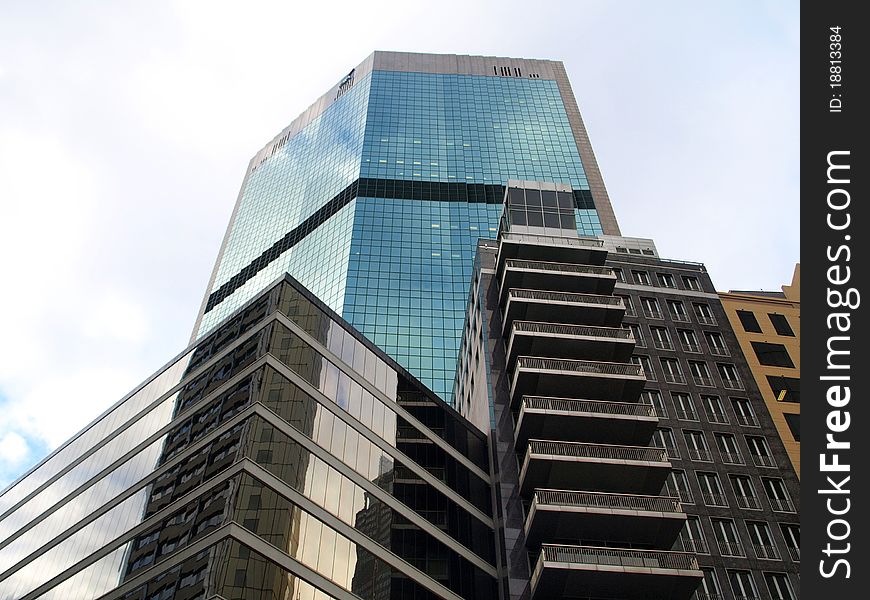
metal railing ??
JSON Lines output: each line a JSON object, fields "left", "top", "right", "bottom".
{"left": 752, "top": 544, "right": 780, "bottom": 560}
{"left": 682, "top": 342, "right": 701, "bottom": 353}
{"left": 504, "top": 259, "right": 614, "bottom": 276}
{"left": 719, "top": 451, "right": 743, "bottom": 465}
{"left": 653, "top": 339, "right": 674, "bottom": 350}
{"left": 682, "top": 538, "right": 709, "bottom": 554}
{"left": 534, "top": 489, "right": 682, "bottom": 513}
{"left": 702, "top": 493, "right": 728, "bottom": 507}
{"left": 735, "top": 413, "right": 758, "bottom": 427}
{"left": 696, "top": 313, "right": 716, "bottom": 326}
{"left": 687, "top": 447, "right": 712, "bottom": 462}
{"left": 500, "top": 232, "right": 604, "bottom": 248}
{"left": 768, "top": 496, "right": 796, "bottom": 513}
{"left": 788, "top": 546, "right": 800, "bottom": 561}
{"left": 717, "top": 541, "right": 745, "bottom": 557}
{"left": 675, "top": 409, "right": 698, "bottom": 421}
{"left": 752, "top": 454, "right": 776, "bottom": 468}
{"left": 507, "top": 288, "right": 624, "bottom": 307}
{"left": 692, "top": 375, "right": 714, "bottom": 387}
{"left": 664, "top": 372, "right": 686, "bottom": 384}
{"left": 706, "top": 410, "right": 729, "bottom": 424}
{"left": 539, "top": 544, "right": 700, "bottom": 571}
{"left": 528, "top": 440, "right": 668, "bottom": 463}
{"left": 709, "top": 345, "right": 730, "bottom": 356}
{"left": 522, "top": 396, "right": 657, "bottom": 418}
{"left": 722, "top": 378, "right": 744, "bottom": 390}
{"left": 736, "top": 495, "right": 762, "bottom": 510}
{"left": 516, "top": 356, "right": 644, "bottom": 377}
{"left": 512, "top": 320, "right": 634, "bottom": 340}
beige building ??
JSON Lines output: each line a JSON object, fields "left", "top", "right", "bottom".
{"left": 720, "top": 265, "right": 800, "bottom": 477}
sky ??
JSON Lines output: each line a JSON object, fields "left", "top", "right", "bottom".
{"left": 0, "top": 0, "right": 798, "bottom": 489}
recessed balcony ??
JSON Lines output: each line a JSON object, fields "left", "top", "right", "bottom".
{"left": 506, "top": 321, "right": 635, "bottom": 370}
{"left": 499, "top": 259, "right": 616, "bottom": 302}
{"left": 531, "top": 544, "right": 703, "bottom": 600}
{"left": 509, "top": 357, "right": 646, "bottom": 407}
{"left": 496, "top": 233, "right": 607, "bottom": 272}
{"left": 519, "top": 440, "right": 671, "bottom": 496}
{"left": 524, "top": 490, "right": 686, "bottom": 549}
{"left": 514, "top": 396, "right": 658, "bottom": 448}
{"left": 502, "top": 289, "right": 626, "bottom": 333}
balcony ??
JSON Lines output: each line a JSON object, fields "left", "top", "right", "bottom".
{"left": 752, "top": 544, "right": 780, "bottom": 560}
{"left": 510, "top": 357, "right": 646, "bottom": 407}
{"left": 751, "top": 454, "right": 776, "bottom": 468}
{"left": 496, "top": 233, "right": 607, "bottom": 271}
{"left": 499, "top": 259, "right": 616, "bottom": 302}
{"left": 530, "top": 545, "right": 702, "bottom": 600}
{"left": 502, "top": 289, "right": 625, "bottom": 332}
{"left": 768, "top": 496, "right": 796, "bottom": 513}
{"left": 515, "top": 396, "right": 658, "bottom": 448}
{"left": 524, "top": 490, "right": 686, "bottom": 549}
{"left": 506, "top": 321, "right": 635, "bottom": 369}
{"left": 519, "top": 440, "right": 671, "bottom": 496}
{"left": 736, "top": 495, "right": 762, "bottom": 510}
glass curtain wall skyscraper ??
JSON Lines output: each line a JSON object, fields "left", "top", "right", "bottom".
{"left": 194, "top": 52, "right": 622, "bottom": 404}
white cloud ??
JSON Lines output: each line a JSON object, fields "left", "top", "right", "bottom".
{"left": 0, "top": 431, "right": 29, "bottom": 466}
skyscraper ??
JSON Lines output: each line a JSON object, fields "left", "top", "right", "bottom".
{"left": 194, "top": 51, "right": 622, "bottom": 404}
{"left": 0, "top": 51, "right": 799, "bottom": 600}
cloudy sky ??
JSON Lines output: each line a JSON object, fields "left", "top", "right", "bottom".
{"left": 0, "top": 0, "right": 798, "bottom": 488}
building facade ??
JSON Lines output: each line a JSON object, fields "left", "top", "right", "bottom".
{"left": 194, "top": 51, "right": 622, "bottom": 405}
{"left": 0, "top": 276, "right": 497, "bottom": 600}
{"left": 719, "top": 265, "right": 801, "bottom": 477}
{"left": 454, "top": 183, "right": 800, "bottom": 600}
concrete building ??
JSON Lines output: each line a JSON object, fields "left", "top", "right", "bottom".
{"left": 719, "top": 265, "right": 800, "bottom": 477}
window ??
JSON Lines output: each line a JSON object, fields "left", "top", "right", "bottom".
{"left": 672, "top": 392, "right": 698, "bottom": 421}
{"left": 688, "top": 361, "right": 714, "bottom": 386}
{"left": 653, "top": 427, "right": 680, "bottom": 458}
{"left": 704, "top": 331, "right": 729, "bottom": 356}
{"left": 718, "top": 363, "right": 743, "bottom": 389}
{"left": 715, "top": 433, "right": 743, "bottom": 464}
{"left": 650, "top": 326, "right": 673, "bottom": 350}
{"left": 618, "top": 294, "right": 635, "bottom": 315}
{"left": 784, "top": 413, "right": 800, "bottom": 441}
{"left": 746, "top": 436, "right": 776, "bottom": 467}
{"left": 696, "top": 569, "right": 723, "bottom": 600}
{"left": 751, "top": 342, "right": 795, "bottom": 368}
{"left": 668, "top": 469, "right": 694, "bottom": 503}
{"left": 769, "top": 313, "right": 795, "bottom": 336}
{"left": 762, "top": 478, "right": 795, "bottom": 512}
{"left": 684, "top": 430, "right": 711, "bottom": 461}
{"left": 641, "top": 297, "right": 662, "bottom": 318}
{"left": 626, "top": 323, "right": 645, "bottom": 346}
{"left": 632, "top": 270, "right": 651, "bottom": 285}
{"left": 697, "top": 472, "right": 728, "bottom": 507}
{"left": 631, "top": 355, "right": 656, "bottom": 380}
{"left": 728, "top": 570, "right": 760, "bottom": 600}
{"left": 731, "top": 397, "right": 759, "bottom": 427}
{"left": 681, "top": 515, "right": 708, "bottom": 553}
{"left": 693, "top": 302, "right": 715, "bottom": 325}
{"left": 730, "top": 475, "right": 761, "bottom": 510}
{"left": 702, "top": 395, "right": 729, "bottom": 424}
{"left": 780, "top": 523, "right": 800, "bottom": 561}
{"left": 764, "top": 573, "right": 796, "bottom": 600}
{"left": 661, "top": 357, "right": 685, "bottom": 384}
{"left": 657, "top": 272, "right": 676, "bottom": 288}
{"left": 678, "top": 329, "right": 701, "bottom": 353}
{"left": 767, "top": 375, "right": 800, "bottom": 403}
{"left": 641, "top": 389, "right": 667, "bottom": 418}
{"left": 747, "top": 521, "right": 780, "bottom": 559}
{"left": 613, "top": 267, "right": 626, "bottom": 283}
{"left": 668, "top": 299, "right": 689, "bottom": 322}
{"left": 736, "top": 309, "right": 762, "bottom": 333}
{"left": 683, "top": 275, "right": 702, "bottom": 291}
{"left": 712, "top": 518, "right": 745, "bottom": 556}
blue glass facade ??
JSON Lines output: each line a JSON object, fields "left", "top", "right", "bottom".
{"left": 198, "top": 64, "right": 605, "bottom": 405}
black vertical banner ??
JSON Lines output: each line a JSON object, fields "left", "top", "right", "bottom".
{"left": 802, "top": 3, "right": 868, "bottom": 599}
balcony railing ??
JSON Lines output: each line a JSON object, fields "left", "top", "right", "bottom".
{"left": 706, "top": 410, "right": 729, "bottom": 424}
{"left": 663, "top": 371, "right": 686, "bottom": 384}
{"left": 768, "top": 496, "right": 796, "bottom": 513}
{"left": 736, "top": 495, "right": 762, "bottom": 510}
{"left": 695, "top": 313, "right": 716, "bottom": 326}
{"left": 686, "top": 447, "right": 712, "bottom": 462}
{"left": 522, "top": 396, "right": 657, "bottom": 418}
{"left": 508, "top": 288, "right": 624, "bottom": 307}
{"left": 682, "top": 342, "right": 701, "bottom": 353}
{"left": 682, "top": 538, "right": 709, "bottom": 554}
{"left": 788, "top": 546, "right": 800, "bottom": 561}
{"left": 504, "top": 259, "right": 613, "bottom": 276}
{"left": 513, "top": 321, "right": 634, "bottom": 340}
{"left": 735, "top": 413, "right": 758, "bottom": 427}
{"left": 500, "top": 232, "right": 604, "bottom": 248}
{"left": 692, "top": 375, "right": 714, "bottom": 387}
{"left": 717, "top": 541, "right": 745, "bottom": 557}
{"left": 702, "top": 493, "right": 728, "bottom": 507}
{"left": 719, "top": 451, "right": 743, "bottom": 465}
{"left": 528, "top": 440, "right": 668, "bottom": 463}
{"left": 653, "top": 339, "right": 674, "bottom": 350}
{"left": 516, "top": 356, "right": 645, "bottom": 378}
{"left": 534, "top": 489, "right": 682, "bottom": 513}
{"left": 539, "top": 544, "right": 700, "bottom": 571}
{"left": 752, "top": 454, "right": 776, "bottom": 468}
{"left": 752, "top": 544, "right": 780, "bottom": 560}
{"left": 722, "top": 378, "right": 744, "bottom": 390}
{"left": 674, "top": 409, "right": 698, "bottom": 421}
{"left": 709, "top": 345, "right": 729, "bottom": 357}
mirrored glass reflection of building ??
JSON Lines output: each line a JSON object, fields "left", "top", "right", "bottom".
{"left": 0, "top": 276, "right": 496, "bottom": 600}
{"left": 193, "top": 51, "right": 623, "bottom": 405}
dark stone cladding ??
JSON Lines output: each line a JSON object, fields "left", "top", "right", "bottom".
{"left": 609, "top": 253, "right": 801, "bottom": 590}
{"left": 203, "top": 178, "right": 597, "bottom": 314}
